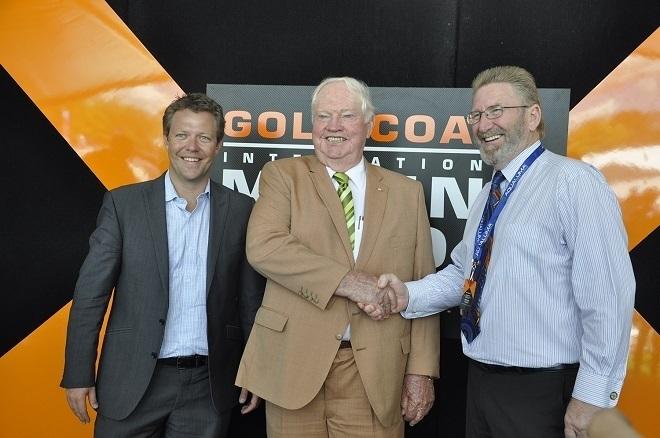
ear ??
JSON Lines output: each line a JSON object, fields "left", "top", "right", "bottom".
{"left": 214, "top": 139, "right": 223, "bottom": 154}
{"left": 527, "top": 104, "right": 542, "bottom": 132}
{"left": 366, "top": 119, "right": 375, "bottom": 139}
{"left": 163, "top": 134, "right": 170, "bottom": 148}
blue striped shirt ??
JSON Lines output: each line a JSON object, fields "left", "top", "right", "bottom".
{"left": 403, "top": 141, "right": 635, "bottom": 408}
{"left": 159, "top": 172, "right": 211, "bottom": 358}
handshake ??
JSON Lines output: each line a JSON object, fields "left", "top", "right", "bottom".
{"left": 335, "top": 271, "right": 410, "bottom": 320}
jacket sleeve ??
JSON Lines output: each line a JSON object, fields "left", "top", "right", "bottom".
{"left": 405, "top": 183, "right": 440, "bottom": 378}
{"left": 238, "top": 198, "right": 266, "bottom": 342}
{"left": 246, "top": 161, "right": 350, "bottom": 310}
{"left": 61, "top": 191, "right": 121, "bottom": 388}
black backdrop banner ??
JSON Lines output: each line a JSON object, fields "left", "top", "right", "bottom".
{"left": 208, "top": 84, "right": 569, "bottom": 268}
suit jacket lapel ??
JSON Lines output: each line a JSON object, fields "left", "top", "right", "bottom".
{"left": 144, "top": 174, "right": 169, "bottom": 296}
{"left": 207, "top": 181, "right": 229, "bottom": 296}
{"left": 305, "top": 156, "right": 355, "bottom": 266}
{"left": 356, "top": 164, "right": 387, "bottom": 270}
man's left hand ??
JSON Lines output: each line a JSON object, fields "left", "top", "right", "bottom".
{"left": 239, "top": 387, "right": 261, "bottom": 414}
{"left": 564, "top": 397, "right": 602, "bottom": 437}
{"left": 401, "top": 374, "right": 434, "bottom": 426}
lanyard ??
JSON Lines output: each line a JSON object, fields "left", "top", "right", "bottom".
{"left": 469, "top": 144, "right": 545, "bottom": 277}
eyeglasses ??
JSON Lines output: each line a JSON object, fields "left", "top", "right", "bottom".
{"left": 466, "top": 105, "right": 529, "bottom": 125}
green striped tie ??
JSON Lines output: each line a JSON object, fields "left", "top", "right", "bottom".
{"left": 333, "top": 172, "right": 355, "bottom": 249}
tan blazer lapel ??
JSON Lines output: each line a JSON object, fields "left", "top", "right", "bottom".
{"left": 305, "top": 156, "right": 355, "bottom": 266}
{"left": 356, "top": 164, "right": 387, "bottom": 270}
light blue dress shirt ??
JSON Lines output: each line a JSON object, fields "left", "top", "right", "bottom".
{"left": 159, "top": 171, "right": 211, "bottom": 358}
{"left": 403, "top": 141, "right": 635, "bottom": 408}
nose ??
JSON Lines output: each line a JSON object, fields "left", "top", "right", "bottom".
{"left": 183, "top": 136, "right": 201, "bottom": 150}
{"left": 326, "top": 114, "right": 342, "bottom": 131}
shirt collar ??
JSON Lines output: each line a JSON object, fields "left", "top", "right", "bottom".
{"left": 326, "top": 158, "right": 366, "bottom": 189}
{"left": 499, "top": 140, "right": 542, "bottom": 183}
{"left": 164, "top": 170, "right": 211, "bottom": 202}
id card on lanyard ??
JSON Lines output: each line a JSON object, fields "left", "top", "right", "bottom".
{"left": 460, "top": 145, "right": 545, "bottom": 316}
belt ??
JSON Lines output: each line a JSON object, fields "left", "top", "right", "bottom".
{"left": 339, "top": 340, "right": 352, "bottom": 349}
{"left": 471, "top": 359, "right": 578, "bottom": 374}
{"left": 158, "top": 354, "right": 208, "bottom": 369}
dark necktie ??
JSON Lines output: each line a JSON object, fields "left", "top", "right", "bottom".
{"left": 460, "top": 171, "right": 505, "bottom": 343}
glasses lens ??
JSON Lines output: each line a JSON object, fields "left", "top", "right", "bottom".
{"left": 467, "top": 112, "right": 480, "bottom": 125}
{"left": 486, "top": 107, "right": 503, "bottom": 119}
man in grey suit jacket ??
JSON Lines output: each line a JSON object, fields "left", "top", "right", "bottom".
{"left": 61, "top": 93, "right": 265, "bottom": 437}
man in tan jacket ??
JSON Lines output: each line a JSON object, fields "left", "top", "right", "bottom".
{"left": 236, "top": 77, "right": 440, "bottom": 437}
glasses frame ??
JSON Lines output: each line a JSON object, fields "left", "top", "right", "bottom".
{"left": 466, "top": 105, "right": 530, "bottom": 125}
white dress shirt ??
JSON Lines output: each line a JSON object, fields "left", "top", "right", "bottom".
{"left": 402, "top": 141, "right": 635, "bottom": 408}
{"left": 327, "top": 158, "right": 366, "bottom": 340}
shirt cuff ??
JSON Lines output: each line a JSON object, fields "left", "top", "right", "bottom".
{"left": 400, "top": 279, "right": 437, "bottom": 319}
{"left": 572, "top": 368, "right": 624, "bottom": 408}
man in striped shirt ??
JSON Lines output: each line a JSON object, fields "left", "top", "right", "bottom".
{"left": 362, "top": 66, "right": 635, "bottom": 438}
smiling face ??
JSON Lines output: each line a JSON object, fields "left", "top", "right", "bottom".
{"left": 312, "top": 82, "right": 373, "bottom": 172}
{"left": 165, "top": 109, "right": 221, "bottom": 192}
{"left": 471, "top": 82, "right": 541, "bottom": 170}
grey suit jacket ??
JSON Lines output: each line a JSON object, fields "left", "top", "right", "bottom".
{"left": 61, "top": 174, "right": 264, "bottom": 420}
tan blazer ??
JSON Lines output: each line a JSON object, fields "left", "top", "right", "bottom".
{"left": 236, "top": 155, "right": 439, "bottom": 427}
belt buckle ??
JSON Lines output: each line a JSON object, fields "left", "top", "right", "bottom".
{"left": 193, "top": 355, "right": 203, "bottom": 367}
{"left": 176, "top": 356, "right": 186, "bottom": 369}
{"left": 176, "top": 355, "right": 193, "bottom": 369}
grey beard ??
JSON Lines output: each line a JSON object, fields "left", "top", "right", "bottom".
{"left": 479, "top": 141, "right": 519, "bottom": 169}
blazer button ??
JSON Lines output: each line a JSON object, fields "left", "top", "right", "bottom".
{"left": 158, "top": 318, "right": 165, "bottom": 325}
{"left": 335, "top": 334, "right": 342, "bottom": 340}
{"left": 151, "top": 352, "right": 157, "bottom": 359}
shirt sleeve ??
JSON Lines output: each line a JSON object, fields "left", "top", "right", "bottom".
{"left": 558, "top": 166, "right": 636, "bottom": 408}
{"left": 401, "top": 239, "right": 467, "bottom": 319}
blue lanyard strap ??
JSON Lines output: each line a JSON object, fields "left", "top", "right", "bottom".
{"left": 471, "top": 145, "right": 545, "bottom": 267}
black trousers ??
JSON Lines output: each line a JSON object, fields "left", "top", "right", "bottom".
{"left": 466, "top": 359, "right": 578, "bottom": 438}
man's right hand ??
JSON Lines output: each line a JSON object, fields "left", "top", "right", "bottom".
{"left": 65, "top": 387, "right": 98, "bottom": 423}
{"left": 358, "top": 273, "right": 409, "bottom": 320}
{"left": 335, "top": 271, "right": 395, "bottom": 315}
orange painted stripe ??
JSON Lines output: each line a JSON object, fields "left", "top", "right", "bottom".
{"left": 0, "top": 0, "right": 181, "bottom": 436}
{"left": 618, "top": 312, "right": 660, "bottom": 436}
{"left": 0, "top": 304, "right": 100, "bottom": 436}
{"left": 0, "top": 0, "right": 181, "bottom": 190}
{"left": 568, "top": 28, "right": 660, "bottom": 250}
{"left": 567, "top": 28, "right": 660, "bottom": 437}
